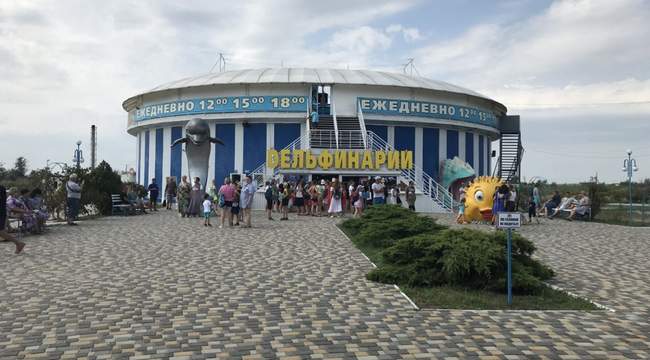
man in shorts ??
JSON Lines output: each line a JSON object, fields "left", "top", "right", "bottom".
{"left": 371, "top": 177, "right": 385, "bottom": 205}
{"left": 0, "top": 185, "right": 25, "bottom": 254}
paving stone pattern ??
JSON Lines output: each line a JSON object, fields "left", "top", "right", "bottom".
{"left": 0, "top": 211, "right": 649, "bottom": 359}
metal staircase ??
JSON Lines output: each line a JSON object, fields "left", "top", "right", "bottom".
{"left": 336, "top": 117, "right": 365, "bottom": 149}
{"left": 495, "top": 132, "right": 523, "bottom": 183}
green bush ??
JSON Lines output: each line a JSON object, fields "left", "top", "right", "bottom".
{"left": 340, "top": 205, "right": 445, "bottom": 248}
{"left": 80, "top": 161, "right": 123, "bottom": 215}
{"left": 367, "top": 228, "right": 554, "bottom": 294}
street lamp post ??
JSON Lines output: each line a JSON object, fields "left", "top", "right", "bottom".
{"left": 73, "top": 140, "right": 84, "bottom": 169}
{"left": 622, "top": 149, "right": 639, "bottom": 221}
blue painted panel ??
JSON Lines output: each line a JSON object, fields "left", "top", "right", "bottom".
{"left": 479, "top": 135, "right": 485, "bottom": 175}
{"left": 366, "top": 125, "right": 387, "bottom": 143}
{"left": 243, "top": 123, "right": 266, "bottom": 173}
{"left": 155, "top": 128, "right": 163, "bottom": 200}
{"left": 465, "top": 132, "right": 474, "bottom": 169}
{"left": 170, "top": 127, "right": 183, "bottom": 182}
{"left": 143, "top": 130, "right": 150, "bottom": 186}
{"left": 274, "top": 123, "right": 301, "bottom": 149}
{"left": 137, "top": 133, "right": 141, "bottom": 184}
{"left": 394, "top": 126, "right": 415, "bottom": 151}
{"left": 423, "top": 128, "right": 440, "bottom": 181}
{"left": 215, "top": 124, "right": 235, "bottom": 183}
{"left": 447, "top": 130, "right": 459, "bottom": 159}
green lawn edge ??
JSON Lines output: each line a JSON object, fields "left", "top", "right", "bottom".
{"left": 338, "top": 224, "right": 600, "bottom": 311}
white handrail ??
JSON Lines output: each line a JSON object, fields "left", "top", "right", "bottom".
{"left": 332, "top": 102, "right": 339, "bottom": 148}
{"left": 357, "top": 103, "right": 368, "bottom": 148}
{"left": 366, "top": 131, "right": 454, "bottom": 212}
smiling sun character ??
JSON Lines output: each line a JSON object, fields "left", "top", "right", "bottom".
{"left": 464, "top": 176, "right": 503, "bottom": 222}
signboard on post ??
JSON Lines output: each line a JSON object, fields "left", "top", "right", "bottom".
{"left": 496, "top": 212, "right": 521, "bottom": 306}
{"left": 497, "top": 212, "right": 521, "bottom": 229}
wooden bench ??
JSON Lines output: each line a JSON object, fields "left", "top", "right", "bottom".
{"left": 111, "top": 194, "right": 131, "bottom": 216}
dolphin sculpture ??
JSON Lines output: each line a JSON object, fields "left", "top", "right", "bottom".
{"left": 171, "top": 118, "right": 224, "bottom": 190}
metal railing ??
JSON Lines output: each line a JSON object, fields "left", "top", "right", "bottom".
{"left": 366, "top": 131, "right": 454, "bottom": 212}
{"left": 332, "top": 102, "right": 339, "bottom": 148}
{"left": 357, "top": 103, "right": 368, "bottom": 148}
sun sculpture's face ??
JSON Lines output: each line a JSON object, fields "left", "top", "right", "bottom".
{"left": 464, "top": 176, "right": 503, "bottom": 222}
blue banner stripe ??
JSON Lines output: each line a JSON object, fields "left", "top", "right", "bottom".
{"left": 359, "top": 97, "right": 497, "bottom": 129}
{"left": 136, "top": 96, "right": 308, "bottom": 122}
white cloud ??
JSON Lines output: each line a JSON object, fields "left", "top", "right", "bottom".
{"left": 386, "top": 23, "right": 421, "bottom": 42}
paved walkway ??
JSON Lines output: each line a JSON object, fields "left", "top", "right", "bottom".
{"left": 0, "top": 211, "right": 649, "bottom": 359}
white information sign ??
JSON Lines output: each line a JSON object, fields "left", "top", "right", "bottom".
{"left": 497, "top": 212, "right": 521, "bottom": 229}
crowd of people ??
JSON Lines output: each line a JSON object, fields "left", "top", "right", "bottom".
{"left": 148, "top": 175, "right": 418, "bottom": 228}
{"left": 1, "top": 174, "right": 85, "bottom": 255}
{"left": 456, "top": 181, "right": 591, "bottom": 225}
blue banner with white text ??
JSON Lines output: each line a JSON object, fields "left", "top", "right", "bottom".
{"left": 135, "top": 95, "right": 308, "bottom": 122}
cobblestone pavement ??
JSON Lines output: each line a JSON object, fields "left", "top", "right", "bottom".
{"left": 1, "top": 211, "right": 649, "bottom": 359}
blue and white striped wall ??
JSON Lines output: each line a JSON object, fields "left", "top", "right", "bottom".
{"left": 137, "top": 122, "right": 492, "bottom": 195}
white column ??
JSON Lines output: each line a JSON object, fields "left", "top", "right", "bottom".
{"left": 162, "top": 127, "right": 171, "bottom": 183}
{"left": 387, "top": 126, "right": 395, "bottom": 148}
{"left": 415, "top": 127, "right": 423, "bottom": 184}
{"left": 266, "top": 123, "right": 275, "bottom": 176}
{"left": 234, "top": 123, "right": 244, "bottom": 174}
{"left": 148, "top": 129, "right": 156, "bottom": 184}
{"left": 300, "top": 122, "right": 307, "bottom": 149}
{"left": 458, "top": 130, "right": 466, "bottom": 161}
{"left": 137, "top": 132, "right": 142, "bottom": 184}
{"left": 439, "top": 128, "right": 447, "bottom": 165}
{"left": 473, "top": 133, "right": 480, "bottom": 174}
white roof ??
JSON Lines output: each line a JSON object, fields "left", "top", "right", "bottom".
{"left": 124, "top": 68, "right": 503, "bottom": 110}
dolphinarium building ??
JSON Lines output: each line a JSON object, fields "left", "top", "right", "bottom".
{"left": 122, "top": 68, "right": 522, "bottom": 212}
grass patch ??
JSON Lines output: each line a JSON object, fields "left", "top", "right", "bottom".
{"left": 402, "top": 285, "right": 599, "bottom": 310}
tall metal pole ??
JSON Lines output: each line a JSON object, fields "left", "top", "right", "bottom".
{"left": 91, "top": 125, "right": 97, "bottom": 168}
{"left": 623, "top": 149, "right": 638, "bottom": 223}
{"left": 507, "top": 228, "right": 513, "bottom": 306}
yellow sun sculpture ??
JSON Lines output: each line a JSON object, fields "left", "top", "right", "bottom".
{"left": 464, "top": 176, "right": 504, "bottom": 222}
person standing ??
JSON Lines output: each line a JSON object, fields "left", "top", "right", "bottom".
{"left": 66, "top": 174, "right": 82, "bottom": 225}
{"left": 279, "top": 183, "right": 289, "bottom": 220}
{"left": 147, "top": 178, "right": 160, "bottom": 211}
{"left": 406, "top": 181, "right": 416, "bottom": 211}
{"left": 371, "top": 177, "right": 385, "bottom": 205}
{"left": 165, "top": 177, "right": 177, "bottom": 210}
{"left": 187, "top": 177, "right": 203, "bottom": 217}
{"left": 506, "top": 184, "right": 517, "bottom": 212}
{"left": 202, "top": 194, "right": 213, "bottom": 227}
{"left": 240, "top": 175, "right": 256, "bottom": 228}
{"left": 231, "top": 183, "right": 241, "bottom": 226}
{"left": 177, "top": 175, "right": 191, "bottom": 217}
{"left": 218, "top": 178, "right": 235, "bottom": 228}
{"left": 533, "top": 184, "right": 541, "bottom": 210}
{"left": 0, "top": 185, "right": 25, "bottom": 254}
{"left": 328, "top": 178, "right": 342, "bottom": 217}
{"left": 264, "top": 181, "right": 274, "bottom": 221}
{"left": 391, "top": 186, "right": 402, "bottom": 206}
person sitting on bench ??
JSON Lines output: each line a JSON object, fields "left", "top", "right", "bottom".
{"left": 548, "top": 193, "right": 577, "bottom": 219}
{"left": 568, "top": 192, "right": 590, "bottom": 220}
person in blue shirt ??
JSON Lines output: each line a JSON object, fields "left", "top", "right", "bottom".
{"left": 310, "top": 110, "right": 319, "bottom": 124}
{"left": 147, "top": 178, "right": 160, "bottom": 212}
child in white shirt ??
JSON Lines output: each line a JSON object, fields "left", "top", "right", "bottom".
{"left": 202, "top": 194, "right": 213, "bottom": 227}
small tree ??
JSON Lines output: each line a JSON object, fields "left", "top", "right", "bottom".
{"left": 11, "top": 157, "right": 28, "bottom": 179}
{"left": 81, "top": 161, "right": 123, "bottom": 215}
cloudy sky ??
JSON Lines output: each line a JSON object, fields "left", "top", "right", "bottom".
{"left": 1, "top": 0, "right": 649, "bottom": 183}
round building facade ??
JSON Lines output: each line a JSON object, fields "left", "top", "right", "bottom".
{"left": 123, "top": 68, "right": 510, "bottom": 212}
